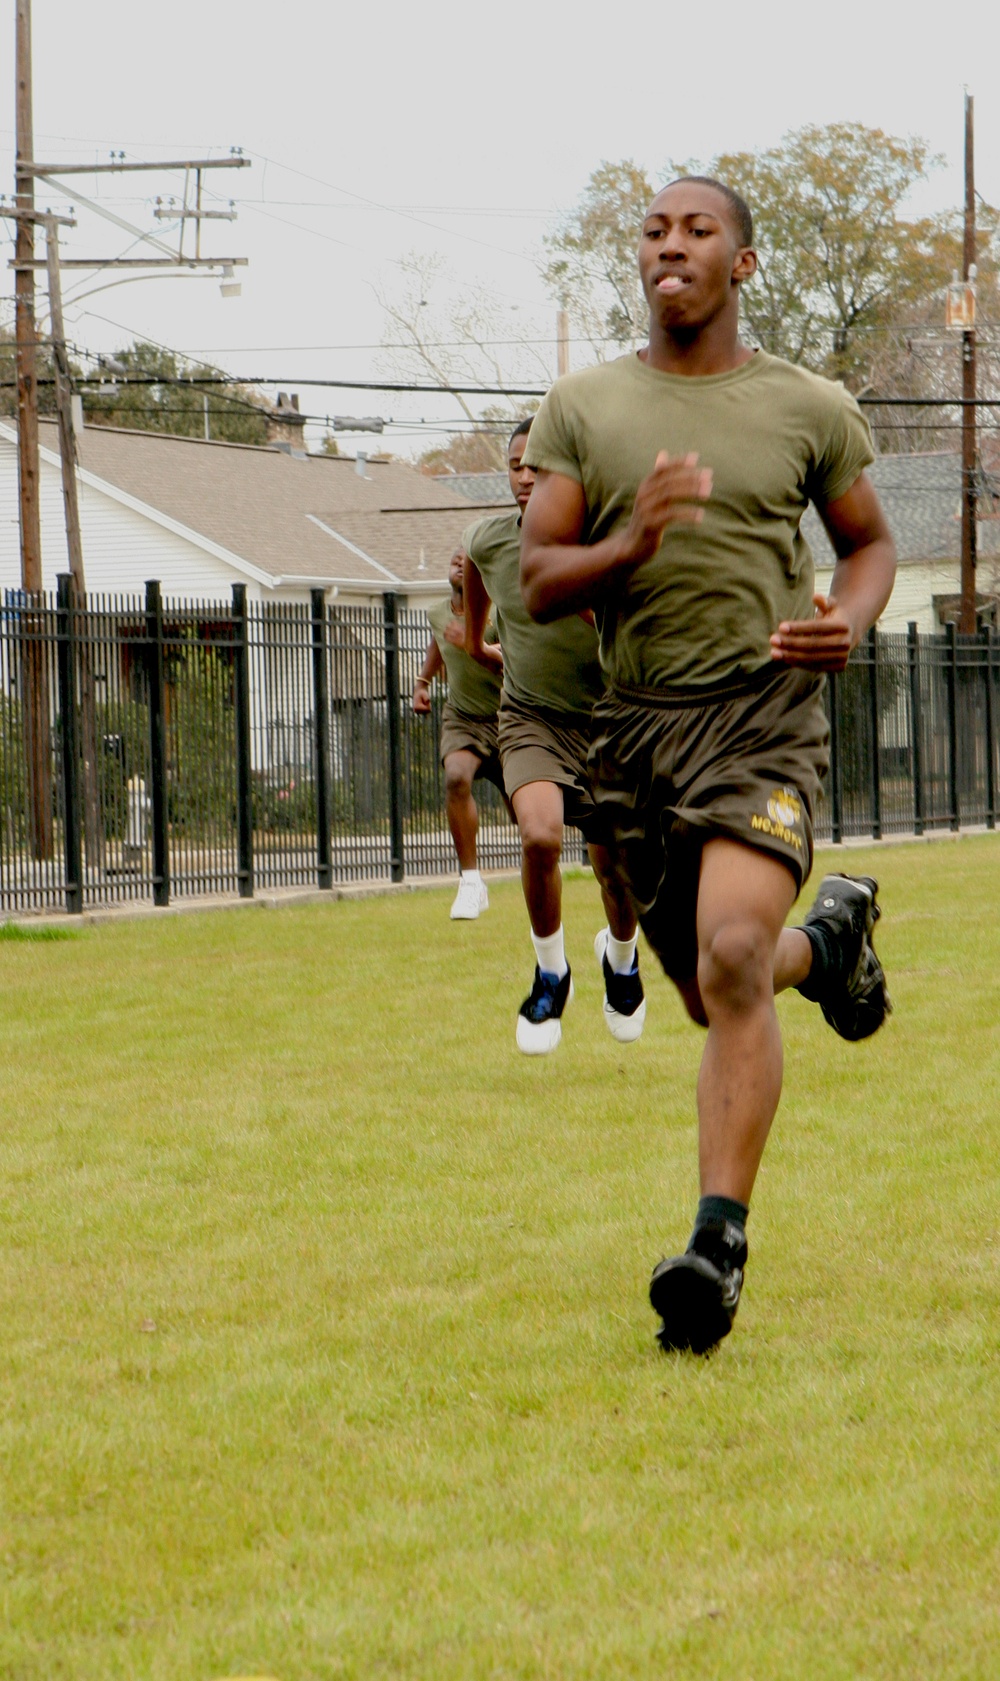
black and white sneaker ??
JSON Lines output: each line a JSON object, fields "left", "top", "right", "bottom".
{"left": 650, "top": 1219, "right": 748, "bottom": 1356}
{"left": 594, "top": 928, "right": 646, "bottom": 1043}
{"left": 516, "top": 966, "right": 573, "bottom": 1055}
{"left": 798, "top": 873, "right": 892, "bottom": 1041}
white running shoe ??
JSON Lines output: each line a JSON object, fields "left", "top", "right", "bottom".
{"left": 450, "top": 876, "right": 489, "bottom": 920}
{"left": 515, "top": 966, "right": 574, "bottom": 1054}
{"left": 594, "top": 927, "right": 646, "bottom": 1043}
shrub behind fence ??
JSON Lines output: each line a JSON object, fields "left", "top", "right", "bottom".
{"left": 0, "top": 581, "right": 995, "bottom": 915}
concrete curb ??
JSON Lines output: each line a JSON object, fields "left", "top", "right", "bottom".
{"left": 0, "top": 868, "right": 525, "bottom": 932}
{"left": 1, "top": 827, "right": 996, "bottom": 932}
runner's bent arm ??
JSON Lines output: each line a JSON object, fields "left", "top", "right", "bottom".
{"left": 462, "top": 553, "right": 504, "bottom": 672}
{"left": 520, "top": 454, "right": 712, "bottom": 621}
{"left": 412, "top": 638, "right": 443, "bottom": 713}
{"left": 770, "top": 472, "right": 896, "bottom": 673}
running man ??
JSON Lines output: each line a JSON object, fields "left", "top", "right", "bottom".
{"left": 413, "top": 548, "right": 505, "bottom": 919}
{"left": 520, "top": 176, "right": 896, "bottom": 1351}
{"left": 464, "top": 420, "right": 645, "bottom": 1054}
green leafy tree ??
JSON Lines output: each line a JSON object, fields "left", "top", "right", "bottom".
{"left": 83, "top": 341, "right": 269, "bottom": 444}
{"left": 541, "top": 128, "right": 996, "bottom": 400}
{"left": 166, "top": 642, "right": 236, "bottom": 836}
{"left": 0, "top": 694, "right": 27, "bottom": 850}
{"left": 0, "top": 327, "right": 83, "bottom": 418}
{"left": 543, "top": 161, "right": 654, "bottom": 356}
{"left": 709, "top": 126, "right": 952, "bottom": 380}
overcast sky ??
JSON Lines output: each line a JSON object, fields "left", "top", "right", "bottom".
{"left": 2, "top": 0, "right": 998, "bottom": 455}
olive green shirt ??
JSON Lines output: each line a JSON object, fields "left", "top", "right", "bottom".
{"left": 463, "top": 509, "right": 604, "bottom": 716}
{"left": 426, "top": 596, "right": 502, "bottom": 719}
{"left": 523, "top": 350, "right": 875, "bottom": 690}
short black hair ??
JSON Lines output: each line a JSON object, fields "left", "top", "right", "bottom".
{"left": 661, "top": 176, "right": 753, "bottom": 247}
{"left": 509, "top": 418, "right": 533, "bottom": 449}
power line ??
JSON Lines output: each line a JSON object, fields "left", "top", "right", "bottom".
{"left": 22, "top": 374, "right": 1000, "bottom": 405}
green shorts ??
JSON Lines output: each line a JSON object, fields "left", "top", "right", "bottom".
{"left": 588, "top": 664, "right": 829, "bottom": 982}
{"left": 497, "top": 690, "right": 602, "bottom": 839}
{"left": 438, "top": 701, "right": 505, "bottom": 792}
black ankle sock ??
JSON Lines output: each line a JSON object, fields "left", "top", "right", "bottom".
{"left": 695, "top": 1194, "right": 749, "bottom": 1233}
{"left": 690, "top": 1196, "right": 749, "bottom": 1267}
{"left": 795, "top": 923, "right": 838, "bottom": 1001}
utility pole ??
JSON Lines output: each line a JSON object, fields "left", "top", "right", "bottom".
{"left": 959, "top": 90, "right": 978, "bottom": 634}
{"left": 43, "top": 215, "right": 83, "bottom": 593}
{"left": 8, "top": 0, "right": 249, "bottom": 863}
{"left": 556, "top": 309, "right": 570, "bottom": 379}
{"left": 14, "top": 0, "right": 40, "bottom": 592}
{"left": 44, "top": 211, "right": 102, "bottom": 866}
{"left": 14, "top": 0, "right": 53, "bottom": 858}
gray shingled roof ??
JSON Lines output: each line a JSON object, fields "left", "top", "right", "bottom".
{"left": 36, "top": 421, "right": 498, "bottom": 589}
{"left": 41, "top": 425, "right": 999, "bottom": 586}
{"left": 800, "top": 453, "right": 999, "bottom": 568}
{"left": 435, "top": 472, "right": 513, "bottom": 505}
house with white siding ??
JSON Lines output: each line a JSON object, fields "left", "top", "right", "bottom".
{"left": 5, "top": 422, "right": 995, "bottom": 628}
{"left": 0, "top": 418, "right": 508, "bottom": 782}
{"left": 0, "top": 417, "right": 498, "bottom": 606}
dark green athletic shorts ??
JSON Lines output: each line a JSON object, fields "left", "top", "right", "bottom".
{"left": 497, "top": 690, "right": 603, "bottom": 840}
{"left": 438, "top": 700, "right": 504, "bottom": 792}
{"left": 588, "top": 664, "right": 829, "bottom": 982}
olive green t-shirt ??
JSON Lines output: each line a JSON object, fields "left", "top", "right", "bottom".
{"left": 426, "top": 595, "right": 502, "bottom": 719}
{"left": 463, "top": 509, "right": 604, "bottom": 716}
{"left": 523, "top": 350, "right": 875, "bottom": 690}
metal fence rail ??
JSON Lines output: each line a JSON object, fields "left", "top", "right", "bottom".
{"left": 0, "top": 578, "right": 996, "bottom": 915}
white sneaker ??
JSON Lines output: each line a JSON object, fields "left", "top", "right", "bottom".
{"left": 450, "top": 877, "right": 489, "bottom": 920}
{"left": 594, "top": 928, "right": 646, "bottom": 1043}
{"left": 515, "top": 966, "right": 574, "bottom": 1054}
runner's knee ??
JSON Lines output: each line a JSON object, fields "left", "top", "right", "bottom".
{"left": 519, "top": 818, "right": 562, "bottom": 863}
{"left": 698, "top": 919, "right": 774, "bottom": 1012}
{"left": 444, "top": 763, "right": 474, "bottom": 801}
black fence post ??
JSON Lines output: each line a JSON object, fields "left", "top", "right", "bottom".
{"left": 907, "top": 622, "right": 924, "bottom": 837}
{"left": 231, "top": 584, "right": 254, "bottom": 898}
{"left": 946, "top": 619, "right": 959, "bottom": 833}
{"left": 311, "top": 588, "right": 333, "bottom": 890}
{"left": 983, "top": 625, "right": 996, "bottom": 832}
{"left": 145, "top": 580, "right": 170, "bottom": 907}
{"left": 867, "top": 626, "right": 882, "bottom": 841}
{"left": 827, "top": 669, "right": 843, "bottom": 845}
{"left": 382, "top": 591, "right": 405, "bottom": 884}
{"left": 56, "top": 574, "right": 82, "bottom": 914}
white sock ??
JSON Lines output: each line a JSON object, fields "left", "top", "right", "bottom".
{"left": 531, "top": 924, "right": 568, "bottom": 979}
{"left": 605, "top": 929, "right": 638, "bottom": 974}
{"left": 460, "top": 869, "right": 482, "bottom": 883}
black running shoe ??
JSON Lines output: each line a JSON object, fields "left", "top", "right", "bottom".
{"left": 650, "top": 1220, "right": 748, "bottom": 1356}
{"left": 516, "top": 965, "right": 573, "bottom": 1055}
{"left": 594, "top": 928, "right": 646, "bottom": 1043}
{"left": 798, "top": 873, "right": 892, "bottom": 1042}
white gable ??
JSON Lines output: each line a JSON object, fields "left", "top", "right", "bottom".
{"left": 0, "top": 426, "right": 271, "bottom": 603}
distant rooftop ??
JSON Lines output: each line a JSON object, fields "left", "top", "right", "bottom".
{"left": 433, "top": 472, "right": 513, "bottom": 506}
{"left": 806, "top": 452, "right": 1000, "bottom": 567}
{"left": 23, "top": 421, "right": 499, "bottom": 591}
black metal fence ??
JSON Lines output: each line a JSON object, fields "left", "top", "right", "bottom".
{"left": 0, "top": 582, "right": 996, "bottom": 916}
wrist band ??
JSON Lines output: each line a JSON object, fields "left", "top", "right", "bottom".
{"left": 415, "top": 676, "right": 431, "bottom": 687}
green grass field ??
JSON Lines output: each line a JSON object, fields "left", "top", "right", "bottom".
{"left": 2, "top": 836, "right": 999, "bottom": 1680}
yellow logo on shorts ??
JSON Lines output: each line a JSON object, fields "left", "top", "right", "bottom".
{"left": 767, "top": 787, "right": 801, "bottom": 829}
{"left": 750, "top": 785, "right": 803, "bottom": 850}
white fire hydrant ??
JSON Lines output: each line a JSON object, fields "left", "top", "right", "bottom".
{"left": 125, "top": 775, "right": 150, "bottom": 857}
